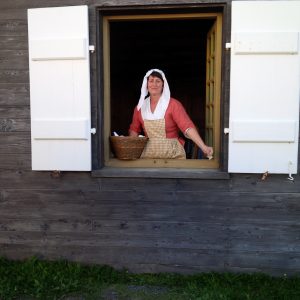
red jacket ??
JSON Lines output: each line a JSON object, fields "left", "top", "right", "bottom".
{"left": 129, "top": 98, "right": 195, "bottom": 145}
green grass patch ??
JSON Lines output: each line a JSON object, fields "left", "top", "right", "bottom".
{"left": 0, "top": 257, "right": 299, "bottom": 299}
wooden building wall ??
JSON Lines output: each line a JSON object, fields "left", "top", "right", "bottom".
{"left": 0, "top": 0, "right": 300, "bottom": 276}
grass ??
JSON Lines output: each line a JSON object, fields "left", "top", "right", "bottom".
{"left": 0, "top": 257, "right": 300, "bottom": 299}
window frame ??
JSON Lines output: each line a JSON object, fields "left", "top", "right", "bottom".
{"left": 93, "top": 5, "right": 230, "bottom": 176}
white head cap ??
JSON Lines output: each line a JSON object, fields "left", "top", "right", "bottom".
{"left": 137, "top": 69, "right": 170, "bottom": 112}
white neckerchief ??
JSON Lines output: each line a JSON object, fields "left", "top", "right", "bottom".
{"left": 137, "top": 69, "right": 170, "bottom": 120}
{"left": 141, "top": 96, "right": 167, "bottom": 120}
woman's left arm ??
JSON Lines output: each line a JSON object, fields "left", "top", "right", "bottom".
{"left": 185, "top": 128, "right": 213, "bottom": 157}
{"left": 170, "top": 99, "right": 213, "bottom": 157}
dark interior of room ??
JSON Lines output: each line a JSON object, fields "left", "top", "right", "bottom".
{"left": 109, "top": 18, "right": 214, "bottom": 158}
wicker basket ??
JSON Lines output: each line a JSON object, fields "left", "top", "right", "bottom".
{"left": 110, "top": 136, "right": 148, "bottom": 160}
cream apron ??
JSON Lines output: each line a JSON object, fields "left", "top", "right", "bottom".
{"left": 141, "top": 119, "right": 186, "bottom": 159}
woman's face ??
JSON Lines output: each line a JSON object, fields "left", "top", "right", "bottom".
{"left": 147, "top": 75, "right": 164, "bottom": 97}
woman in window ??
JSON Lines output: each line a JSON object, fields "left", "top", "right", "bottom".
{"left": 129, "top": 69, "right": 213, "bottom": 159}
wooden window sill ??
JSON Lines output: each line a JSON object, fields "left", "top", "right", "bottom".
{"left": 92, "top": 167, "right": 230, "bottom": 180}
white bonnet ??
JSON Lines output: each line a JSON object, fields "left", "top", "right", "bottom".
{"left": 137, "top": 69, "right": 170, "bottom": 111}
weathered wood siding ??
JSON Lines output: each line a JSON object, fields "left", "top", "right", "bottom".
{"left": 0, "top": 0, "right": 300, "bottom": 276}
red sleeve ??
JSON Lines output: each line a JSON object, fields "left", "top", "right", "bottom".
{"left": 169, "top": 99, "right": 195, "bottom": 133}
{"left": 129, "top": 106, "right": 142, "bottom": 134}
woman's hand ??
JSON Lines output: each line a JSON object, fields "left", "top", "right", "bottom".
{"left": 201, "top": 145, "right": 213, "bottom": 159}
{"left": 129, "top": 130, "right": 138, "bottom": 137}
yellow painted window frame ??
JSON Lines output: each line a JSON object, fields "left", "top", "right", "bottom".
{"left": 103, "top": 12, "right": 222, "bottom": 169}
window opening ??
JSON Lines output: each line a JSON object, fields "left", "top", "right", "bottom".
{"left": 103, "top": 13, "right": 222, "bottom": 169}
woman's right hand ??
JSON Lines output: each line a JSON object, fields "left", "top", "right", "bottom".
{"left": 129, "top": 130, "right": 138, "bottom": 137}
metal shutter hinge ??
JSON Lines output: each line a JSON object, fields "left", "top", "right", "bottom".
{"left": 89, "top": 45, "right": 95, "bottom": 53}
{"left": 225, "top": 42, "right": 231, "bottom": 50}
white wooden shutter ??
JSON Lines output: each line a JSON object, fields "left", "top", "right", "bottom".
{"left": 229, "top": 1, "right": 300, "bottom": 174}
{"left": 28, "top": 5, "right": 92, "bottom": 171}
